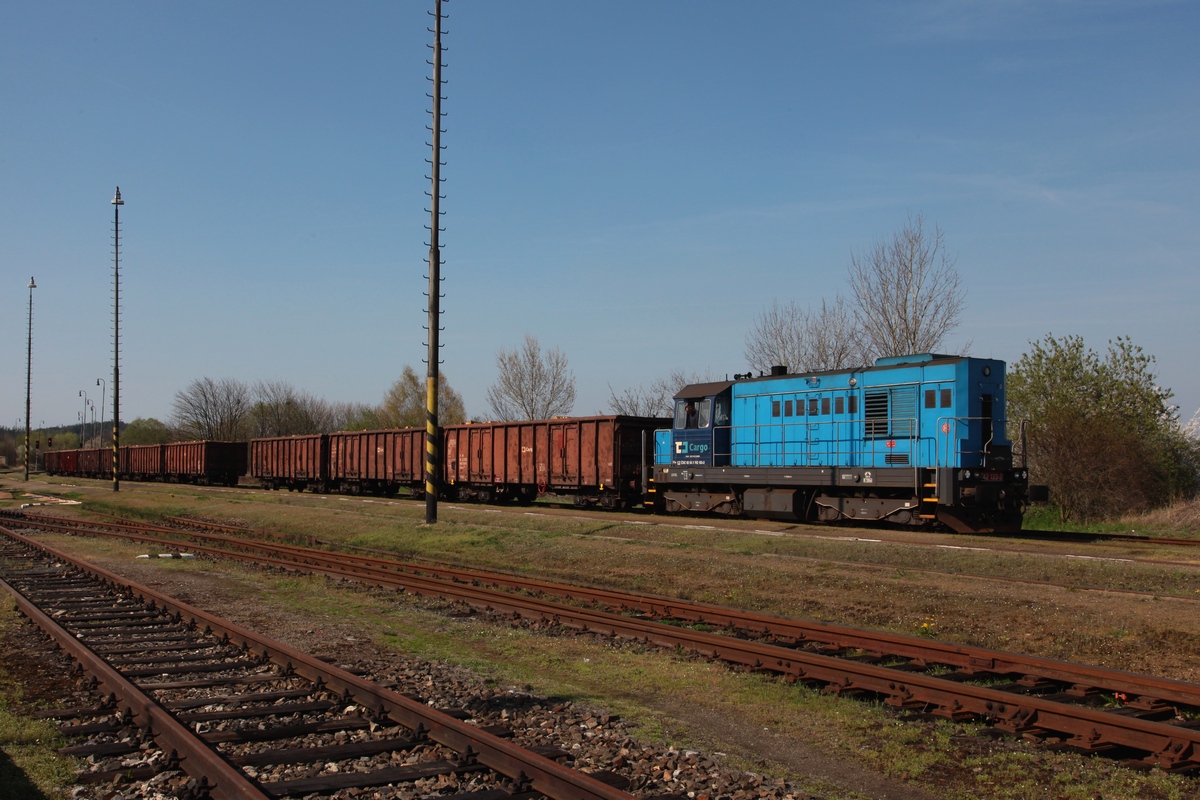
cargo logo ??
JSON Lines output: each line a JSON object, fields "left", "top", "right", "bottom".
{"left": 675, "top": 441, "right": 709, "bottom": 454}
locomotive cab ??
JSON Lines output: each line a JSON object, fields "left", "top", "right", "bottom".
{"left": 670, "top": 382, "right": 733, "bottom": 467}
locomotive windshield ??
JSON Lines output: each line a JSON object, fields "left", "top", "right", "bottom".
{"left": 675, "top": 398, "right": 712, "bottom": 429}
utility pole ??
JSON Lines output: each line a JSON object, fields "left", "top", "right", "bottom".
{"left": 79, "top": 390, "right": 89, "bottom": 445}
{"left": 424, "top": 0, "right": 446, "bottom": 524}
{"left": 97, "top": 378, "right": 106, "bottom": 450}
{"left": 112, "top": 187, "right": 123, "bottom": 492}
{"left": 24, "top": 276, "right": 36, "bottom": 480}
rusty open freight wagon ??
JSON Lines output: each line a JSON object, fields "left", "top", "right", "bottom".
{"left": 121, "top": 444, "right": 164, "bottom": 481}
{"left": 43, "top": 449, "right": 77, "bottom": 476}
{"left": 441, "top": 415, "right": 668, "bottom": 507}
{"left": 76, "top": 447, "right": 109, "bottom": 478}
{"left": 161, "top": 441, "right": 246, "bottom": 486}
{"left": 249, "top": 434, "right": 329, "bottom": 492}
{"left": 327, "top": 428, "right": 426, "bottom": 496}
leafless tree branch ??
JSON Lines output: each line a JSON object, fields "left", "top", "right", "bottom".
{"left": 745, "top": 296, "right": 862, "bottom": 374}
{"left": 848, "top": 212, "right": 966, "bottom": 362}
{"left": 171, "top": 377, "right": 252, "bottom": 441}
{"left": 486, "top": 334, "right": 576, "bottom": 421}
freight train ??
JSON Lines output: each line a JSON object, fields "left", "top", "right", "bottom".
{"left": 41, "top": 354, "right": 1043, "bottom": 533}
{"left": 44, "top": 441, "right": 247, "bottom": 486}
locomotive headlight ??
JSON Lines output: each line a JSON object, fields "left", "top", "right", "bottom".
{"left": 961, "top": 469, "right": 972, "bottom": 481}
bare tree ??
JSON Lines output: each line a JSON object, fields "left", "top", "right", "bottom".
{"left": 744, "top": 296, "right": 861, "bottom": 375}
{"left": 608, "top": 369, "right": 715, "bottom": 417}
{"left": 848, "top": 212, "right": 966, "bottom": 362}
{"left": 487, "top": 334, "right": 576, "bottom": 421}
{"left": 377, "top": 366, "right": 467, "bottom": 428}
{"left": 606, "top": 383, "right": 666, "bottom": 417}
{"left": 249, "top": 380, "right": 337, "bottom": 437}
{"left": 329, "top": 401, "right": 382, "bottom": 432}
{"left": 172, "top": 377, "right": 252, "bottom": 441}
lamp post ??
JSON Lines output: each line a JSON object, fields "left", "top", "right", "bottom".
{"left": 24, "top": 276, "right": 36, "bottom": 481}
{"left": 111, "top": 186, "right": 123, "bottom": 492}
{"left": 97, "top": 378, "right": 106, "bottom": 453}
{"left": 79, "top": 390, "right": 90, "bottom": 446}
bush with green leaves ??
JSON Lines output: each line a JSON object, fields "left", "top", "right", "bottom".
{"left": 1008, "top": 334, "right": 1198, "bottom": 523}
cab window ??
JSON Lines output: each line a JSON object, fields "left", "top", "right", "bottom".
{"left": 714, "top": 396, "right": 729, "bottom": 426}
{"left": 674, "top": 398, "right": 712, "bottom": 429}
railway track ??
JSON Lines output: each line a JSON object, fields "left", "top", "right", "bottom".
{"left": 26, "top": 480, "right": 1200, "bottom": 555}
{"left": 0, "top": 527, "right": 650, "bottom": 800}
{"left": 1011, "top": 528, "right": 1200, "bottom": 549}
{"left": 151, "top": 514, "right": 1200, "bottom": 605}
{"left": 6, "top": 508, "right": 1200, "bottom": 774}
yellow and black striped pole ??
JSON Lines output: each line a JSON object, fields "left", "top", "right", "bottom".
{"left": 424, "top": 0, "right": 445, "bottom": 523}
{"left": 24, "top": 277, "right": 36, "bottom": 481}
{"left": 111, "top": 187, "right": 124, "bottom": 492}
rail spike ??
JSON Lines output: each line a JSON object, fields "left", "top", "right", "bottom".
{"left": 456, "top": 744, "right": 479, "bottom": 767}
{"left": 1148, "top": 737, "right": 1198, "bottom": 771}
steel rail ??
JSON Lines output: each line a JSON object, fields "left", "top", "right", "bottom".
{"left": 8, "top": 518, "right": 1200, "bottom": 770}
{"left": 13, "top": 508, "right": 1200, "bottom": 578}
{"left": 23, "top": 510, "right": 1200, "bottom": 711}
{"left": 1015, "top": 529, "right": 1200, "bottom": 549}
{"left": 182, "top": 512, "right": 1200, "bottom": 552}
{"left": 0, "top": 526, "right": 640, "bottom": 800}
{"left": 0, "top": 581, "right": 269, "bottom": 800}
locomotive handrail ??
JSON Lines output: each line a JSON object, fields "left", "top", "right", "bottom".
{"left": 933, "top": 415, "right": 1008, "bottom": 471}
{"left": 722, "top": 417, "right": 922, "bottom": 470}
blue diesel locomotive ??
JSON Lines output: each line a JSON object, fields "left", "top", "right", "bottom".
{"left": 652, "top": 354, "right": 1036, "bottom": 533}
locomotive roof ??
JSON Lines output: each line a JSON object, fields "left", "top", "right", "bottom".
{"left": 673, "top": 380, "right": 735, "bottom": 400}
{"left": 734, "top": 354, "right": 971, "bottom": 389}
{"left": 673, "top": 355, "right": 983, "bottom": 399}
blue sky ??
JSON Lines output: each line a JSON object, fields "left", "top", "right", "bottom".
{"left": 3, "top": 1, "right": 1197, "bottom": 432}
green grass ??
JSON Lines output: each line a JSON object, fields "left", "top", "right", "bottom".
{"left": 0, "top": 598, "right": 78, "bottom": 800}
{"left": 0, "top": 709, "right": 73, "bottom": 800}
{"left": 1023, "top": 503, "right": 1200, "bottom": 539}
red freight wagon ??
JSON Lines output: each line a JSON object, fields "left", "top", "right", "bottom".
{"left": 163, "top": 441, "right": 246, "bottom": 486}
{"left": 122, "top": 444, "right": 164, "bottom": 480}
{"left": 441, "top": 415, "right": 668, "bottom": 508}
{"left": 44, "top": 449, "right": 76, "bottom": 475}
{"left": 249, "top": 435, "right": 328, "bottom": 492}
{"left": 77, "top": 447, "right": 109, "bottom": 478}
{"left": 327, "top": 428, "right": 425, "bottom": 495}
